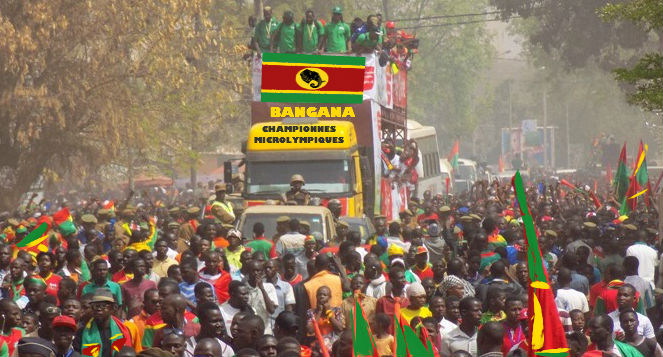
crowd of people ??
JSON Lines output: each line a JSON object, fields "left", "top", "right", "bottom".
{"left": 0, "top": 174, "right": 661, "bottom": 357}
{"left": 249, "top": 6, "right": 418, "bottom": 68}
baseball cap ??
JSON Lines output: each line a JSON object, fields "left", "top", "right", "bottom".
{"left": 52, "top": 315, "right": 77, "bottom": 331}
{"left": 332, "top": 6, "right": 342, "bottom": 14}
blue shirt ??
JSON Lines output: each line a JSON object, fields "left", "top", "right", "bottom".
{"left": 178, "top": 280, "right": 214, "bottom": 306}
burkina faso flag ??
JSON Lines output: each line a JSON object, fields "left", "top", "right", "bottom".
{"left": 261, "top": 53, "right": 365, "bottom": 104}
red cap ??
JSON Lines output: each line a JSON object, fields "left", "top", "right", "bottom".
{"left": 386, "top": 21, "right": 395, "bottom": 29}
{"left": 52, "top": 315, "right": 77, "bottom": 331}
{"left": 415, "top": 246, "right": 428, "bottom": 255}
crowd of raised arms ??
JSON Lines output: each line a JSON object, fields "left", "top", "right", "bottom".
{"left": 0, "top": 172, "right": 661, "bottom": 357}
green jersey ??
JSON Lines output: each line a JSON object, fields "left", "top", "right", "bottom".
{"left": 298, "top": 21, "right": 324, "bottom": 53}
{"left": 254, "top": 17, "right": 280, "bottom": 51}
{"left": 275, "top": 21, "right": 297, "bottom": 53}
{"left": 324, "top": 21, "right": 350, "bottom": 53}
{"left": 355, "top": 32, "right": 381, "bottom": 50}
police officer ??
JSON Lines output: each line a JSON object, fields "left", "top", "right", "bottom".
{"left": 211, "top": 183, "right": 236, "bottom": 225}
{"left": 327, "top": 199, "right": 343, "bottom": 232}
{"left": 284, "top": 174, "right": 310, "bottom": 205}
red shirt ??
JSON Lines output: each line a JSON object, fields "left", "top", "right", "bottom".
{"left": 199, "top": 269, "right": 231, "bottom": 304}
{"left": 376, "top": 295, "right": 410, "bottom": 334}
{"left": 284, "top": 273, "right": 303, "bottom": 286}
{"left": 413, "top": 264, "right": 434, "bottom": 281}
{"left": 112, "top": 269, "right": 133, "bottom": 284}
{"left": 0, "top": 327, "right": 24, "bottom": 356}
{"left": 417, "top": 213, "right": 439, "bottom": 224}
{"left": 589, "top": 280, "right": 608, "bottom": 309}
{"left": 42, "top": 273, "right": 62, "bottom": 300}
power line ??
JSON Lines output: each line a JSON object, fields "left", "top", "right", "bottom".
{"left": 392, "top": 10, "right": 506, "bottom": 22}
{"left": 398, "top": 16, "right": 520, "bottom": 30}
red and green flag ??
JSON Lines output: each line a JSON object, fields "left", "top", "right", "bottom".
{"left": 513, "top": 171, "right": 569, "bottom": 357}
{"left": 448, "top": 140, "right": 459, "bottom": 171}
{"left": 620, "top": 141, "right": 650, "bottom": 215}
{"left": 613, "top": 142, "right": 629, "bottom": 203}
{"left": 261, "top": 53, "right": 365, "bottom": 104}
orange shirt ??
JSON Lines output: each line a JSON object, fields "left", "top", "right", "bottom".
{"left": 304, "top": 270, "right": 343, "bottom": 309}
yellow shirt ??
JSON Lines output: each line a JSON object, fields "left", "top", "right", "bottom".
{"left": 399, "top": 306, "right": 432, "bottom": 325}
{"left": 374, "top": 335, "right": 394, "bottom": 357}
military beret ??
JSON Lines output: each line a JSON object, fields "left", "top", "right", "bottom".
{"left": 214, "top": 183, "right": 226, "bottom": 192}
{"left": 168, "top": 207, "right": 180, "bottom": 214}
{"left": 583, "top": 222, "right": 597, "bottom": 229}
{"left": 276, "top": 216, "right": 290, "bottom": 223}
{"left": 97, "top": 209, "right": 109, "bottom": 216}
{"left": 622, "top": 224, "right": 638, "bottom": 231}
{"left": 167, "top": 221, "right": 180, "bottom": 228}
{"left": 300, "top": 221, "right": 311, "bottom": 227}
{"left": 7, "top": 218, "right": 19, "bottom": 226}
{"left": 645, "top": 227, "right": 658, "bottom": 235}
{"left": 81, "top": 214, "right": 98, "bottom": 224}
{"left": 439, "top": 206, "right": 451, "bottom": 213}
{"left": 469, "top": 214, "right": 482, "bottom": 221}
{"left": 186, "top": 207, "right": 200, "bottom": 215}
{"left": 460, "top": 215, "right": 473, "bottom": 221}
{"left": 544, "top": 230, "right": 557, "bottom": 237}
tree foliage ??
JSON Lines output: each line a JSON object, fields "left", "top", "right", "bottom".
{"left": 600, "top": 0, "right": 663, "bottom": 111}
{"left": 0, "top": 0, "right": 248, "bottom": 210}
{"left": 491, "top": 0, "right": 651, "bottom": 68}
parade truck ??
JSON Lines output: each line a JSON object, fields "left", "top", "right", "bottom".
{"left": 244, "top": 52, "right": 412, "bottom": 219}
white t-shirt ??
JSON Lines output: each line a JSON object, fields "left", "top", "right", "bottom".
{"left": 626, "top": 243, "right": 658, "bottom": 284}
{"left": 276, "top": 232, "right": 306, "bottom": 255}
{"left": 555, "top": 287, "right": 589, "bottom": 313}
{"left": 219, "top": 302, "right": 240, "bottom": 337}
{"left": 608, "top": 310, "right": 656, "bottom": 338}
{"left": 247, "top": 282, "right": 278, "bottom": 334}
{"left": 184, "top": 336, "right": 234, "bottom": 357}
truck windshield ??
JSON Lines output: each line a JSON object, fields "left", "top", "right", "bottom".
{"left": 246, "top": 159, "right": 352, "bottom": 195}
{"left": 456, "top": 165, "right": 476, "bottom": 180}
{"left": 240, "top": 213, "right": 325, "bottom": 240}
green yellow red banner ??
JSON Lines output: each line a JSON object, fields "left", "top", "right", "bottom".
{"left": 261, "top": 53, "right": 365, "bottom": 104}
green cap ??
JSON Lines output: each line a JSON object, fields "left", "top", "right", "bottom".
{"left": 332, "top": 6, "right": 342, "bottom": 14}
{"left": 59, "top": 221, "right": 76, "bottom": 236}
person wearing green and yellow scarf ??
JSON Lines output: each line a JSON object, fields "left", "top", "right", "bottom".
{"left": 75, "top": 288, "right": 132, "bottom": 357}
{"left": 587, "top": 314, "right": 644, "bottom": 357}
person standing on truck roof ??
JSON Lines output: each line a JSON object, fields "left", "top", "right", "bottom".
{"left": 283, "top": 174, "right": 310, "bottom": 206}
{"left": 319, "top": 7, "right": 351, "bottom": 54}
{"left": 271, "top": 11, "right": 297, "bottom": 53}
{"left": 251, "top": 6, "right": 280, "bottom": 55}
{"left": 211, "top": 183, "right": 235, "bottom": 225}
{"left": 297, "top": 9, "right": 324, "bottom": 54}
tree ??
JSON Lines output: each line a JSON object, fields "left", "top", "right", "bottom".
{"left": 0, "top": 0, "right": 248, "bottom": 210}
{"left": 600, "top": 0, "right": 663, "bottom": 111}
{"left": 491, "top": 0, "right": 651, "bottom": 69}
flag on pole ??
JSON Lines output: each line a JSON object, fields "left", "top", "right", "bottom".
{"left": 613, "top": 142, "right": 629, "bottom": 203}
{"left": 499, "top": 155, "right": 505, "bottom": 173}
{"left": 448, "top": 140, "right": 459, "bottom": 171}
{"left": 512, "top": 171, "right": 569, "bottom": 357}
{"left": 620, "top": 141, "right": 649, "bottom": 215}
{"left": 353, "top": 297, "right": 380, "bottom": 357}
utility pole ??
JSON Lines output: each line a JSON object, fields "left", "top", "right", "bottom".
{"left": 254, "top": 0, "right": 263, "bottom": 20}
{"left": 382, "top": 0, "right": 391, "bottom": 20}
{"left": 508, "top": 80, "right": 513, "bottom": 130}
{"left": 566, "top": 102, "right": 570, "bottom": 168}
{"left": 542, "top": 87, "right": 547, "bottom": 169}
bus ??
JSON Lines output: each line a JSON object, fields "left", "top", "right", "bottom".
{"left": 407, "top": 120, "right": 443, "bottom": 197}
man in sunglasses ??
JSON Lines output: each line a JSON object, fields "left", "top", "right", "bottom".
{"left": 73, "top": 288, "right": 132, "bottom": 357}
